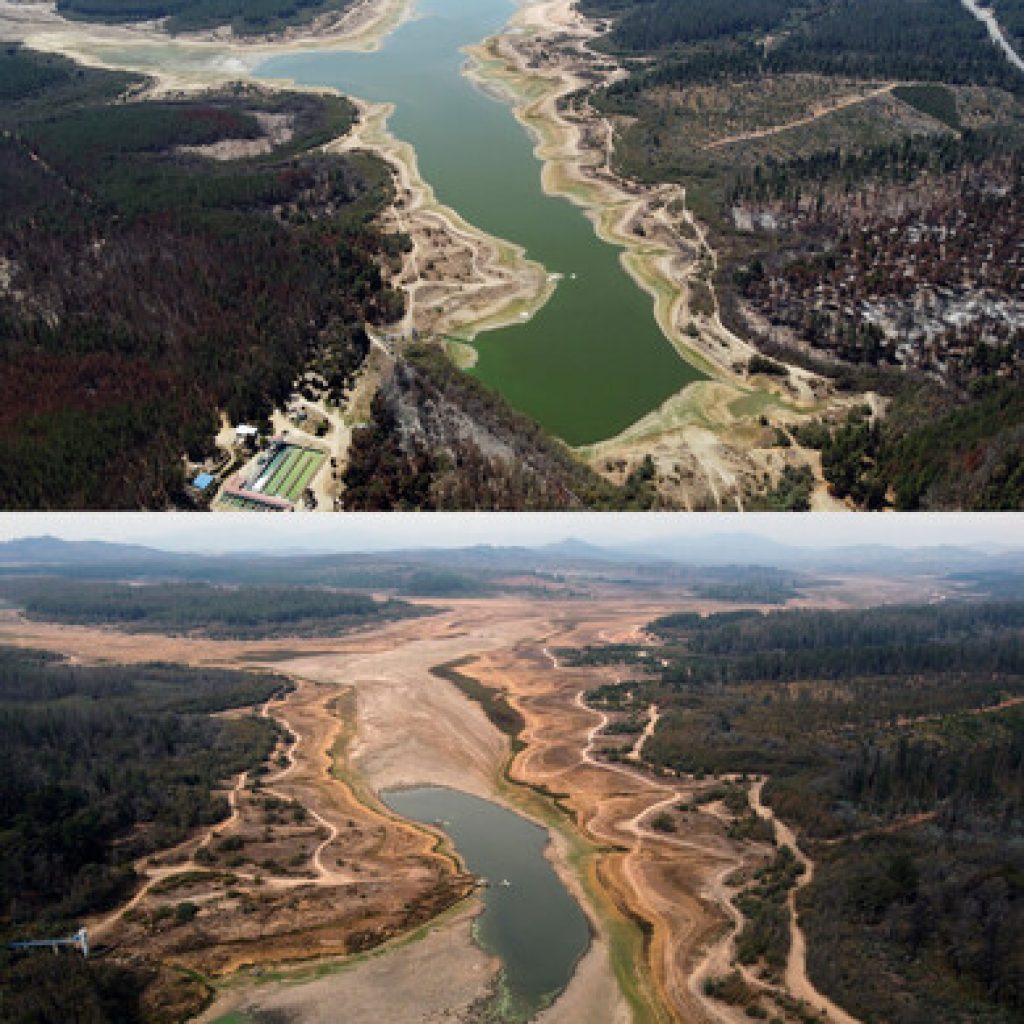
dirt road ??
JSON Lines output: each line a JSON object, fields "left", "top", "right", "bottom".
{"left": 2, "top": 592, "right": 859, "bottom": 1023}
{"left": 703, "top": 84, "right": 896, "bottom": 150}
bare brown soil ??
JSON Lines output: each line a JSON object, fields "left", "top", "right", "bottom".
{"left": 472, "top": 619, "right": 771, "bottom": 1023}
{"left": 0, "top": 588, "right": 876, "bottom": 1022}
{"left": 94, "top": 674, "right": 474, "bottom": 978}
{"left": 0, "top": 601, "right": 567, "bottom": 1016}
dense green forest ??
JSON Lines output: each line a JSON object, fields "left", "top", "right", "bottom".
{"left": 684, "top": 566, "right": 803, "bottom": 604}
{"left": 0, "top": 46, "right": 404, "bottom": 508}
{"left": 647, "top": 599, "right": 1024, "bottom": 690}
{"left": 0, "top": 578, "right": 426, "bottom": 637}
{"left": 0, "top": 648, "right": 289, "bottom": 1021}
{"left": 587, "top": 0, "right": 1022, "bottom": 91}
{"left": 56, "top": 0, "right": 353, "bottom": 35}
{"left": 582, "top": 0, "right": 807, "bottom": 50}
{"left": 573, "top": 599, "right": 1024, "bottom": 1022}
{"left": 342, "top": 345, "right": 670, "bottom": 509}
{"left": 655, "top": 600, "right": 1024, "bottom": 650}
{"left": 993, "top": 0, "right": 1024, "bottom": 48}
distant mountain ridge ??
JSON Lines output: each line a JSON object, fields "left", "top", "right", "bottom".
{"left": 0, "top": 536, "right": 184, "bottom": 564}
{"left": 615, "top": 534, "right": 1015, "bottom": 572}
{"left": 0, "top": 533, "right": 1017, "bottom": 575}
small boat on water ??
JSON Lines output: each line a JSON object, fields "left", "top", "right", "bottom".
{"left": 499, "top": 878, "right": 512, "bottom": 888}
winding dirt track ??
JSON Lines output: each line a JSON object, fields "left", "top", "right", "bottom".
{"left": 90, "top": 689, "right": 356, "bottom": 944}
{"left": 259, "top": 696, "right": 353, "bottom": 887}
{"left": 703, "top": 84, "right": 896, "bottom": 151}
{"left": 509, "top": 637, "right": 757, "bottom": 1023}
{"left": 570, "top": 684, "right": 753, "bottom": 1022}
{"left": 749, "top": 783, "right": 860, "bottom": 1024}
{"left": 627, "top": 704, "right": 660, "bottom": 762}
{"left": 89, "top": 767, "right": 251, "bottom": 942}
{"left": 516, "top": 619, "right": 864, "bottom": 1023}
{"left": 2, "top": 595, "right": 870, "bottom": 1022}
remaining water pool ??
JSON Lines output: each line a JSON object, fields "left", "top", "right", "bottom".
{"left": 257, "top": 0, "right": 703, "bottom": 444}
{"left": 382, "top": 786, "right": 590, "bottom": 1020}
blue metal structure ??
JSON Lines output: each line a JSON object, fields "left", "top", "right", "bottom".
{"left": 8, "top": 927, "right": 89, "bottom": 958}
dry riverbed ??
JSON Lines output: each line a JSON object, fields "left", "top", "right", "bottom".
{"left": 0, "top": 582, "right": 881, "bottom": 1022}
{"left": 0, "top": 601, "right": 623, "bottom": 1020}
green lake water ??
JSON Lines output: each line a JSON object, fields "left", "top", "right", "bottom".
{"left": 382, "top": 786, "right": 590, "bottom": 1020}
{"left": 256, "top": 0, "right": 703, "bottom": 445}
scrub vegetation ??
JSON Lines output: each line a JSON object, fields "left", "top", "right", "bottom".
{"left": 793, "top": 381, "right": 1024, "bottom": 510}
{"left": 430, "top": 657, "right": 526, "bottom": 748}
{"left": 0, "top": 647, "right": 290, "bottom": 1022}
{"left": 570, "top": 599, "right": 1024, "bottom": 1023}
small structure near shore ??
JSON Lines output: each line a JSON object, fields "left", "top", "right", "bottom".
{"left": 190, "top": 471, "right": 216, "bottom": 494}
{"left": 234, "top": 424, "right": 260, "bottom": 448}
{"left": 217, "top": 437, "right": 327, "bottom": 511}
{"left": 9, "top": 927, "right": 89, "bottom": 958}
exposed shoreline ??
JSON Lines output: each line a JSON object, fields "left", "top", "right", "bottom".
{"left": 463, "top": 0, "right": 859, "bottom": 507}
{"left": 0, "top": 0, "right": 414, "bottom": 70}
{"left": 324, "top": 96, "right": 554, "bottom": 352}
{"left": 0, "top": 601, "right": 649, "bottom": 1023}
{"left": 0, "top": 579, "right": 913, "bottom": 1023}
{"left": 0, "top": 0, "right": 558, "bottom": 462}
{"left": 474, "top": 608, "right": 867, "bottom": 1024}
{"left": 0, "top": 0, "right": 861, "bottom": 508}
{"left": 0, "top": 0, "right": 554, "bottom": 345}
{"left": 206, "top": 604, "right": 638, "bottom": 1023}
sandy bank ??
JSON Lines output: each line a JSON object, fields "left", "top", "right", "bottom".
{"left": 0, "top": 0, "right": 413, "bottom": 77}
{"left": 470, "top": 606, "right": 822, "bottom": 1023}
{"left": 0, "top": 600, "right": 632, "bottom": 1021}
{"left": 324, "top": 98, "right": 553, "bottom": 356}
{"left": 196, "top": 901, "right": 499, "bottom": 1024}
{"left": 464, "top": 0, "right": 862, "bottom": 507}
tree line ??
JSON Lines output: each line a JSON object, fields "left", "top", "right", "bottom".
{"left": 0, "top": 47, "right": 404, "bottom": 508}
{"left": 57, "top": 0, "right": 351, "bottom": 35}
{"left": 653, "top": 600, "right": 1024, "bottom": 652}
{"left": 0, "top": 647, "right": 287, "bottom": 921}
{"left": 0, "top": 578, "right": 425, "bottom": 638}
{"left": 592, "top": 0, "right": 1023, "bottom": 93}
{"left": 573, "top": 597, "right": 1024, "bottom": 1021}
{"left": 0, "top": 648, "right": 290, "bottom": 1020}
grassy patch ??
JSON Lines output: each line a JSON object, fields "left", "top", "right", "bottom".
{"left": 893, "top": 83, "right": 961, "bottom": 130}
{"left": 429, "top": 657, "right": 526, "bottom": 751}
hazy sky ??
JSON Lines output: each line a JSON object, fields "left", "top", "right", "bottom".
{"left": 0, "top": 512, "right": 1019, "bottom": 553}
